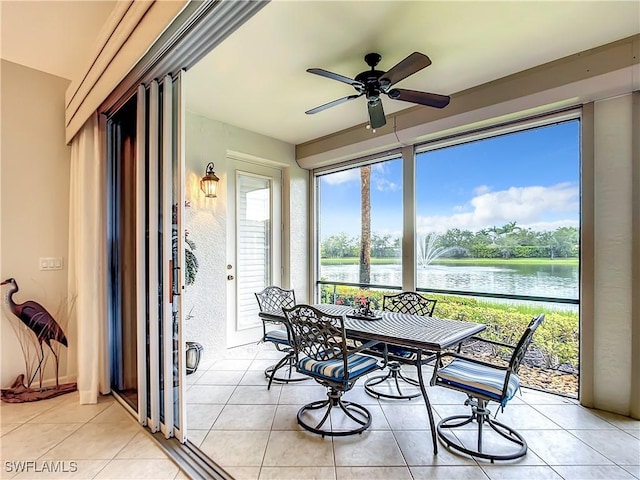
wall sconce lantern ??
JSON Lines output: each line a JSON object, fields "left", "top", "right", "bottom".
{"left": 200, "top": 162, "right": 219, "bottom": 198}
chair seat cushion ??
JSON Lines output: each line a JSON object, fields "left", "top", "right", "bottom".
{"left": 264, "top": 328, "right": 289, "bottom": 344}
{"left": 437, "top": 358, "right": 520, "bottom": 405}
{"left": 297, "top": 353, "right": 378, "bottom": 382}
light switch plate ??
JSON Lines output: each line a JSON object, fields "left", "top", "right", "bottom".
{"left": 39, "top": 257, "right": 63, "bottom": 271}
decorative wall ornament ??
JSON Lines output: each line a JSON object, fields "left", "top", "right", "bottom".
{"left": 1, "top": 278, "right": 76, "bottom": 402}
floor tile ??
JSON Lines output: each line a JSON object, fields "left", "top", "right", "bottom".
{"left": 621, "top": 465, "right": 640, "bottom": 477}
{"left": 0, "top": 399, "right": 62, "bottom": 424}
{"left": 196, "top": 369, "right": 246, "bottom": 385}
{"left": 342, "top": 386, "right": 383, "bottom": 405}
{"left": 0, "top": 424, "right": 20, "bottom": 437}
{"left": 186, "top": 385, "right": 235, "bottom": 404}
{"left": 185, "top": 429, "right": 208, "bottom": 448}
{"left": 30, "top": 400, "right": 112, "bottom": 423}
{"left": 278, "top": 385, "right": 329, "bottom": 405}
{"left": 532, "top": 404, "right": 614, "bottom": 429}
{"left": 380, "top": 403, "right": 438, "bottom": 430}
{"left": 333, "top": 430, "right": 405, "bottom": 467}
{"left": 335, "top": 466, "right": 412, "bottom": 479}
{"left": 523, "top": 429, "right": 614, "bottom": 465}
{"left": 260, "top": 466, "right": 336, "bottom": 479}
{"left": 89, "top": 403, "right": 136, "bottom": 424}
{"left": 41, "top": 422, "right": 139, "bottom": 460}
{"left": 262, "top": 430, "right": 334, "bottom": 467}
{"left": 0, "top": 423, "right": 82, "bottom": 461}
{"left": 93, "top": 459, "right": 178, "bottom": 479}
{"left": 271, "top": 404, "right": 307, "bottom": 431}
{"left": 568, "top": 429, "right": 640, "bottom": 465}
{"left": 590, "top": 409, "right": 640, "bottom": 431}
{"left": 212, "top": 404, "right": 276, "bottom": 430}
{"left": 212, "top": 358, "right": 254, "bottom": 370}
{"left": 249, "top": 359, "right": 281, "bottom": 371}
{"left": 115, "top": 431, "right": 169, "bottom": 459}
{"left": 239, "top": 369, "right": 272, "bottom": 386}
{"left": 551, "top": 465, "right": 637, "bottom": 479}
{"left": 221, "top": 466, "right": 260, "bottom": 480}
{"left": 410, "top": 465, "right": 490, "bottom": 479}
{"left": 330, "top": 404, "right": 390, "bottom": 431}
{"left": 199, "top": 430, "right": 269, "bottom": 467}
{"left": 9, "top": 460, "right": 109, "bottom": 479}
{"left": 520, "top": 389, "right": 576, "bottom": 405}
{"left": 228, "top": 385, "right": 282, "bottom": 405}
{"left": 481, "top": 465, "right": 563, "bottom": 479}
{"left": 441, "top": 428, "right": 546, "bottom": 465}
{"left": 187, "top": 403, "right": 223, "bottom": 430}
{"left": 394, "top": 430, "right": 475, "bottom": 466}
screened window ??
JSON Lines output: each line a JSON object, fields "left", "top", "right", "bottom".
{"left": 317, "top": 157, "right": 403, "bottom": 290}
{"left": 415, "top": 120, "right": 580, "bottom": 302}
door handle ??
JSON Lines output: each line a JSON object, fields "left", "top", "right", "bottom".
{"left": 227, "top": 275, "right": 234, "bottom": 280}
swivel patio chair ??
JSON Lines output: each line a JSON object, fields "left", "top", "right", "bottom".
{"left": 430, "top": 313, "right": 545, "bottom": 462}
{"left": 364, "top": 291, "right": 437, "bottom": 400}
{"left": 283, "top": 304, "right": 381, "bottom": 436}
{"left": 255, "top": 286, "right": 307, "bottom": 389}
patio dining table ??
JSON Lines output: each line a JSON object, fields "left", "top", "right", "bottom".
{"left": 259, "top": 303, "right": 486, "bottom": 453}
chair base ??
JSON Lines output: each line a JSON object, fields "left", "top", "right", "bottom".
{"left": 297, "top": 387, "right": 372, "bottom": 437}
{"left": 364, "top": 361, "right": 421, "bottom": 400}
{"left": 436, "top": 400, "right": 527, "bottom": 462}
{"left": 264, "top": 352, "right": 308, "bottom": 389}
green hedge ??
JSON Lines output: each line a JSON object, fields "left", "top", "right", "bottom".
{"left": 320, "top": 285, "right": 578, "bottom": 369}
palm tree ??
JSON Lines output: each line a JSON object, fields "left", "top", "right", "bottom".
{"left": 359, "top": 166, "right": 371, "bottom": 284}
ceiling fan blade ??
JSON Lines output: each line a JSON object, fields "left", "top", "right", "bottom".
{"left": 387, "top": 88, "right": 450, "bottom": 109}
{"left": 307, "top": 68, "right": 363, "bottom": 87}
{"left": 305, "top": 94, "right": 362, "bottom": 115}
{"left": 379, "top": 52, "right": 432, "bottom": 89}
{"left": 367, "top": 99, "right": 386, "bottom": 129}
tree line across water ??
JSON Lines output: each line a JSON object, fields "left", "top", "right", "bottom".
{"left": 321, "top": 222, "right": 579, "bottom": 260}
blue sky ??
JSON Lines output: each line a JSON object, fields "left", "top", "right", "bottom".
{"left": 319, "top": 120, "right": 580, "bottom": 240}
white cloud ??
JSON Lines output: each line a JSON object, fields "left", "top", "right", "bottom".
{"left": 417, "top": 182, "right": 579, "bottom": 234}
{"left": 321, "top": 169, "right": 360, "bottom": 185}
{"left": 473, "top": 185, "right": 492, "bottom": 195}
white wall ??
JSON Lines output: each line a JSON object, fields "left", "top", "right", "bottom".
{"left": 0, "top": 60, "right": 72, "bottom": 388}
{"left": 183, "top": 111, "right": 308, "bottom": 364}
{"left": 593, "top": 94, "right": 635, "bottom": 414}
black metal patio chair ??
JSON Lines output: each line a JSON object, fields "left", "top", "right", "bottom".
{"left": 430, "top": 313, "right": 545, "bottom": 462}
{"left": 363, "top": 291, "right": 437, "bottom": 400}
{"left": 283, "top": 304, "right": 382, "bottom": 436}
{"left": 255, "top": 286, "right": 307, "bottom": 389}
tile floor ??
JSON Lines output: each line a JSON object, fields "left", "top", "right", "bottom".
{"left": 187, "top": 342, "right": 640, "bottom": 480}
{"left": 1, "top": 342, "right": 638, "bottom": 480}
{"left": 0, "top": 391, "right": 186, "bottom": 479}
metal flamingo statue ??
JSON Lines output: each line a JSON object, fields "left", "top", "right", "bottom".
{"left": 1, "top": 277, "right": 76, "bottom": 402}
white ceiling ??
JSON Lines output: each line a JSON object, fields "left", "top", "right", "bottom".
{"left": 0, "top": 1, "right": 117, "bottom": 81}
{"left": 1, "top": 1, "right": 638, "bottom": 147}
{"left": 186, "top": 0, "right": 640, "bottom": 145}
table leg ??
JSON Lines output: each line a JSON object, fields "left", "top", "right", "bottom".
{"left": 416, "top": 350, "right": 438, "bottom": 454}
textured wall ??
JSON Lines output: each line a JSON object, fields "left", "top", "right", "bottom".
{"left": 593, "top": 94, "right": 634, "bottom": 414}
{"left": 0, "top": 60, "right": 71, "bottom": 387}
{"left": 183, "top": 111, "right": 306, "bottom": 365}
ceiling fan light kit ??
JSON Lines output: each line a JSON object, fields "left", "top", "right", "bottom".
{"left": 306, "top": 52, "right": 450, "bottom": 131}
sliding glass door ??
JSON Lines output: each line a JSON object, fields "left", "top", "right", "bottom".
{"left": 107, "top": 72, "right": 188, "bottom": 442}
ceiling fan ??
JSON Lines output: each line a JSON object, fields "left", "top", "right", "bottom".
{"left": 305, "top": 52, "right": 450, "bottom": 130}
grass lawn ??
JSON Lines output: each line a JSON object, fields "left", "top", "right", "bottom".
{"left": 320, "top": 257, "right": 578, "bottom": 266}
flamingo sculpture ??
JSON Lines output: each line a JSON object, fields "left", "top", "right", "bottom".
{"left": 1, "top": 278, "right": 68, "bottom": 388}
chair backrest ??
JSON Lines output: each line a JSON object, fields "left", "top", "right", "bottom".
{"left": 283, "top": 305, "right": 347, "bottom": 365}
{"left": 255, "top": 286, "right": 296, "bottom": 312}
{"left": 383, "top": 291, "right": 437, "bottom": 317}
{"left": 509, "top": 314, "right": 545, "bottom": 374}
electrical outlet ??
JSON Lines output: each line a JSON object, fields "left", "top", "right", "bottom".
{"left": 39, "top": 257, "right": 63, "bottom": 271}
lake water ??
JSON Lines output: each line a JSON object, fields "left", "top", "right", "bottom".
{"left": 320, "top": 262, "right": 579, "bottom": 311}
